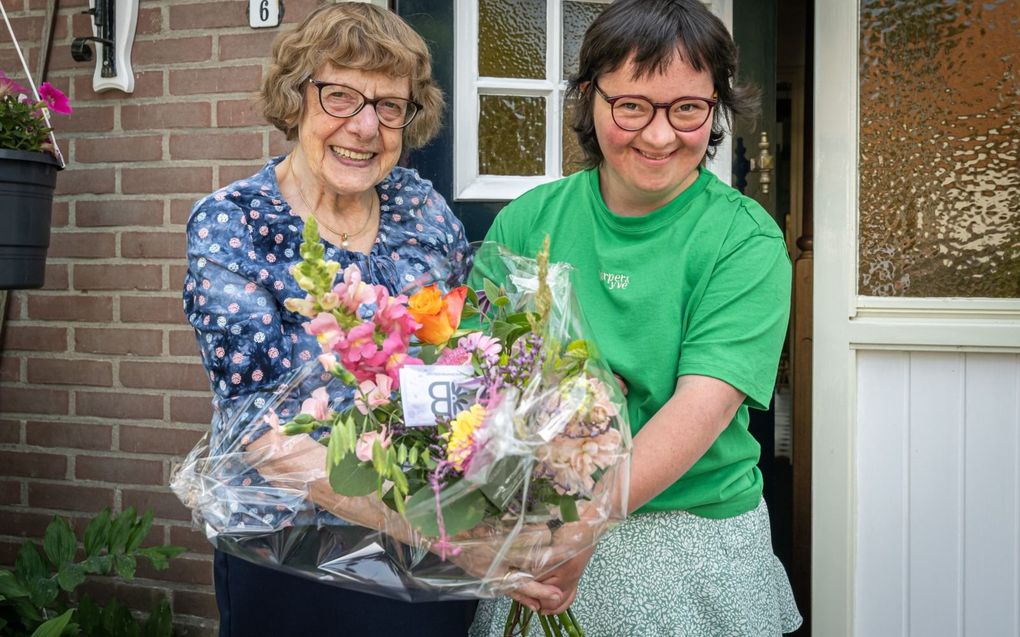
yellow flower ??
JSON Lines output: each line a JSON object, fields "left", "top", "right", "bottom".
{"left": 446, "top": 404, "right": 486, "bottom": 472}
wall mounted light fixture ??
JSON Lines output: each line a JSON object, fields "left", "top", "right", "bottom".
{"left": 71, "top": 0, "right": 137, "bottom": 93}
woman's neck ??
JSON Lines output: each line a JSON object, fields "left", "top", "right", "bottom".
{"left": 281, "top": 151, "right": 375, "bottom": 220}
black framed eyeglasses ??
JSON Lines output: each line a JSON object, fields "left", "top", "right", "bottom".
{"left": 307, "top": 79, "right": 422, "bottom": 129}
{"left": 592, "top": 81, "right": 717, "bottom": 133}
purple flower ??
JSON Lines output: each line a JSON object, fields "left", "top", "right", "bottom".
{"left": 39, "top": 82, "right": 72, "bottom": 115}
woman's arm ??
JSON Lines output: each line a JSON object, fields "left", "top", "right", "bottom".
{"left": 525, "top": 374, "right": 742, "bottom": 614}
{"left": 627, "top": 374, "right": 744, "bottom": 513}
{"left": 245, "top": 423, "right": 563, "bottom": 607}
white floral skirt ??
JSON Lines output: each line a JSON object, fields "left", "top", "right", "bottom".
{"left": 469, "top": 499, "right": 802, "bottom": 636}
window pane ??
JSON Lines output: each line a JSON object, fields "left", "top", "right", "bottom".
{"left": 479, "top": 0, "right": 546, "bottom": 79}
{"left": 858, "top": 0, "right": 1020, "bottom": 297}
{"left": 479, "top": 95, "right": 546, "bottom": 176}
{"left": 562, "top": 93, "right": 585, "bottom": 176}
{"left": 562, "top": 1, "right": 607, "bottom": 78}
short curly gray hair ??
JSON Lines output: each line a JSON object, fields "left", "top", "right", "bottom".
{"left": 257, "top": 3, "right": 443, "bottom": 150}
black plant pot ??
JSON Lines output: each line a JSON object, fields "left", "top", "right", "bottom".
{"left": 0, "top": 149, "right": 61, "bottom": 290}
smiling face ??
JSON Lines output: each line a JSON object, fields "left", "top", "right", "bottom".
{"left": 295, "top": 65, "right": 408, "bottom": 200}
{"left": 594, "top": 53, "right": 714, "bottom": 215}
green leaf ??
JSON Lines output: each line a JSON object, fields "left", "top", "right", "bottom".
{"left": 137, "top": 546, "right": 186, "bottom": 572}
{"left": 126, "top": 509, "right": 154, "bottom": 554}
{"left": 76, "top": 595, "right": 103, "bottom": 635}
{"left": 113, "top": 554, "right": 137, "bottom": 580}
{"left": 82, "top": 554, "right": 112, "bottom": 575}
{"left": 482, "top": 279, "right": 501, "bottom": 307}
{"left": 0, "top": 569, "right": 29, "bottom": 598}
{"left": 559, "top": 495, "right": 580, "bottom": 523}
{"left": 56, "top": 562, "right": 86, "bottom": 592}
{"left": 109, "top": 507, "right": 136, "bottom": 554}
{"left": 27, "top": 575, "right": 58, "bottom": 610}
{"left": 143, "top": 599, "right": 173, "bottom": 637}
{"left": 327, "top": 423, "right": 344, "bottom": 466}
{"left": 417, "top": 344, "right": 440, "bottom": 364}
{"left": 12, "top": 595, "right": 44, "bottom": 623}
{"left": 29, "top": 608, "right": 74, "bottom": 637}
{"left": 83, "top": 509, "right": 111, "bottom": 557}
{"left": 15, "top": 542, "right": 47, "bottom": 584}
{"left": 43, "top": 517, "right": 77, "bottom": 568}
{"left": 405, "top": 487, "right": 488, "bottom": 537}
{"left": 328, "top": 453, "right": 378, "bottom": 497}
{"left": 492, "top": 296, "right": 509, "bottom": 308}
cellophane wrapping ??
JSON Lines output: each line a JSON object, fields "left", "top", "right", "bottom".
{"left": 171, "top": 241, "right": 630, "bottom": 601}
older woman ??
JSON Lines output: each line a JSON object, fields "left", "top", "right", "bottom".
{"left": 183, "top": 4, "right": 477, "bottom": 635}
{"left": 468, "top": 1, "right": 802, "bottom": 635}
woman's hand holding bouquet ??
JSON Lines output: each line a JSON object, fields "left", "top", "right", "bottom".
{"left": 172, "top": 219, "right": 630, "bottom": 635}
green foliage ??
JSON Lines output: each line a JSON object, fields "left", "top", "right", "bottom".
{"left": 405, "top": 487, "right": 489, "bottom": 537}
{"left": 0, "top": 508, "right": 186, "bottom": 637}
{"left": 0, "top": 94, "right": 50, "bottom": 152}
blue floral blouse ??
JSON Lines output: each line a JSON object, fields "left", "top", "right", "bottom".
{"left": 182, "top": 155, "right": 470, "bottom": 531}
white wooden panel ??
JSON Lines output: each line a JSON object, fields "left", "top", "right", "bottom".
{"left": 908, "top": 351, "right": 965, "bottom": 637}
{"left": 963, "top": 354, "right": 1020, "bottom": 637}
{"left": 855, "top": 351, "right": 1020, "bottom": 637}
{"left": 856, "top": 351, "right": 911, "bottom": 636}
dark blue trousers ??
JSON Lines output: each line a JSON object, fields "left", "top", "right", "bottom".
{"left": 214, "top": 551, "right": 478, "bottom": 636}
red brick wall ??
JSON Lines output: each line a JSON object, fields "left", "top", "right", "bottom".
{"left": 0, "top": 1, "right": 332, "bottom": 633}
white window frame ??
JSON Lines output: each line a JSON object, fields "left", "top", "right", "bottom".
{"left": 453, "top": 0, "right": 732, "bottom": 202}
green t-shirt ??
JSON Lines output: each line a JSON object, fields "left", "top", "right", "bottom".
{"left": 469, "top": 167, "right": 791, "bottom": 518}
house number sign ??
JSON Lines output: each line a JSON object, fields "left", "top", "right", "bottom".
{"left": 249, "top": 0, "right": 282, "bottom": 28}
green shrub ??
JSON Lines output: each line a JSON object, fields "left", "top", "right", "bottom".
{"left": 0, "top": 508, "right": 186, "bottom": 636}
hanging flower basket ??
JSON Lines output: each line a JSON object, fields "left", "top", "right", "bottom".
{"left": 1, "top": 1, "right": 70, "bottom": 290}
{"left": 0, "top": 149, "right": 60, "bottom": 288}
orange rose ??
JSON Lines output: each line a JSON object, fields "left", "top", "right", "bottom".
{"left": 408, "top": 284, "right": 467, "bottom": 345}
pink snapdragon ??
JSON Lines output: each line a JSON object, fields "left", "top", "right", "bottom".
{"left": 305, "top": 312, "right": 343, "bottom": 351}
{"left": 300, "top": 387, "right": 331, "bottom": 420}
{"left": 355, "top": 425, "right": 391, "bottom": 462}
{"left": 354, "top": 374, "right": 394, "bottom": 414}
{"left": 333, "top": 264, "right": 376, "bottom": 312}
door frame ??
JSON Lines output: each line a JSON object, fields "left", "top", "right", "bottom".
{"left": 811, "top": 1, "right": 858, "bottom": 634}
{"left": 812, "top": 2, "right": 1020, "bottom": 634}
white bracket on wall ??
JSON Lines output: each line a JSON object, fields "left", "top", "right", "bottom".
{"left": 71, "top": 0, "right": 137, "bottom": 93}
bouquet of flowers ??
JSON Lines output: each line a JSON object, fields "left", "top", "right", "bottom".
{"left": 172, "top": 221, "right": 630, "bottom": 633}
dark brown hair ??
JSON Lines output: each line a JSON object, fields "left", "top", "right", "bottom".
{"left": 568, "top": 0, "right": 759, "bottom": 167}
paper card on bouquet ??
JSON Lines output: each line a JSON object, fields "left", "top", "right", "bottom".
{"left": 398, "top": 365, "right": 474, "bottom": 427}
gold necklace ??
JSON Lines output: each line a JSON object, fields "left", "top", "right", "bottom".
{"left": 291, "top": 168, "right": 377, "bottom": 249}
